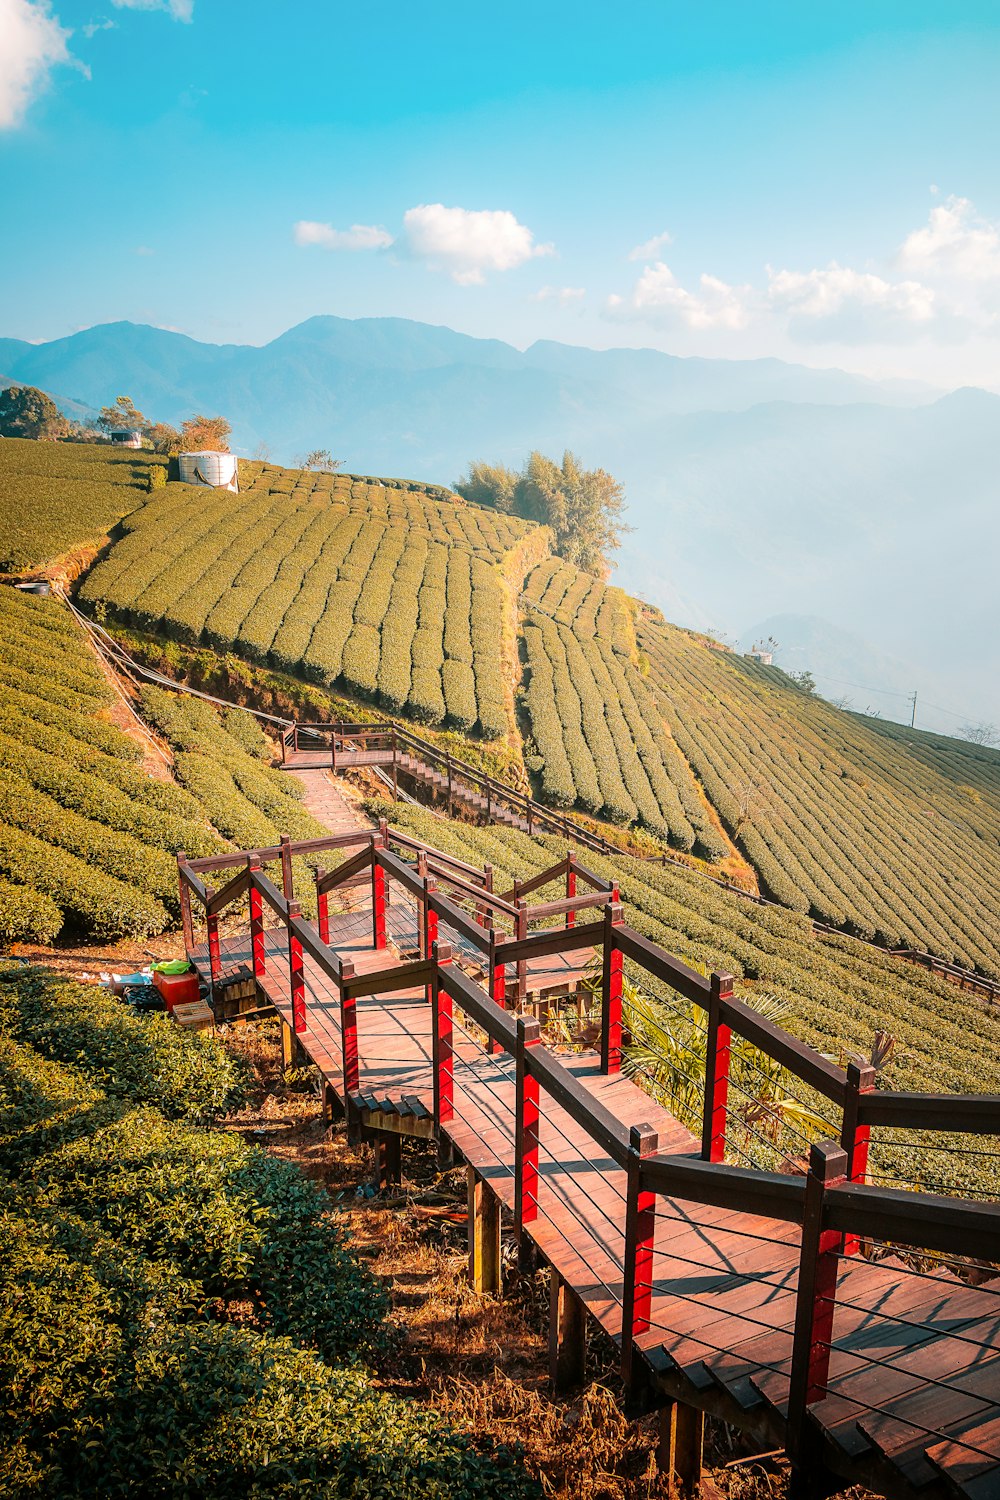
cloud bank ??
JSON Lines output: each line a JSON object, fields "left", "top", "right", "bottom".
{"left": 293, "top": 221, "right": 394, "bottom": 251}
{"left": 0, "top": 0, "right": 77, "bottom": 128}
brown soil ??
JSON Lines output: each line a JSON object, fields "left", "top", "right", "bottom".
{"left": 220, "top": 1020, "right": 872, "bottom": 1500}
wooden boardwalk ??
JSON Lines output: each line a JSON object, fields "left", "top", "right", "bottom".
{"left": 183, "top": 832, "right": 1000, "bottom": 1500}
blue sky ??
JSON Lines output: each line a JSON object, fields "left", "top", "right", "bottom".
{"left": 3, "top": 0, "right": 1000, "bottom": 387}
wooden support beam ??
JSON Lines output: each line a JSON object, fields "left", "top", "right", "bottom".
{"left": 467, "top": 1168, "right": 501, "bottom": 1296}
{"left": 657, "top": 1401, "right": 705, "bottom": 1498}
{"left": 376, "top": 1131, "right": 402, "bottom": 1190}
{"left": 548, "top": 1269, "right": 587, "bottom": 1390}
{"left": 322, "top": 1082, "right": 344, "bottom": 1127}
{"left": 280, "top": 1018, "right": 305, "bottom": 1070}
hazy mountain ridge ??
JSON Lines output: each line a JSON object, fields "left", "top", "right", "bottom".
{"left": 3, "top": 314, "right": 997, "bottom": 724}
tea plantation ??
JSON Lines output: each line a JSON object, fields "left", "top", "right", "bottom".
{"left": 0, "top": 965, "right": 536, "bottom": 1499}
{"left": 520, "top": 558, "right": 727, "bottom": 858}
{"left": 80, "top": 461, "right": 546, "bottom": 739}
{"left": 0, "top": 438, "right": 163, "bottom": 573}
{"left": 639, "top": 616, "right": 1000, "bottom": 976}
{"left": 0, "top": 589, "right": 326, "bottom": 944}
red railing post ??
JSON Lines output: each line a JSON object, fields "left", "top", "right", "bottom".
{"left": 371, "top": 845, "right": 387, "bottom": 950}
{"left": 840, "top": 1061, "right": 876, "bottom": 1255}
{"left": 566, "top": 853, "right": 577, "bottom": 929}
{"left": 600, "top": 901, "right": 624, "bottom": 1074}
{"left": 315, "top": 868, "right": 330, "bottom": 946}
{"left": 339, "top": 956, "right": 359, "bottom": 1094}
{"left": 287, "top": 900, "right": 306, "bottom": 1034}
{"left": 176, "top": 852, "right": 194, "bottom": 957}
{"left": 248, "top": 858, "right": 265, "bottom": 980}
{"left": 423, "top": 879, "right": 437, "bottom": 1003}
{"left": 787, "top": 1142, "right": 847, "bottom": 1475}
{"left": 621, "top": 1123, "right": 659, "bottom": 1389}
{"left": 279, "top": 833, "right": 294, "bottom": 901}
{"left": 515, "top": 1017, "right": 542, "bottom": 1256}
{"left": 516, "top": 899, "right": 528, "bottom": 1007}
{"left": 432, "top": 940, "right": 454, "bottom": 1127}
{"left": 701, "top": 971, "right": 735, "bottom": 1163}
{"left": 206, "top": 910, "right": 222, "bottom": 988}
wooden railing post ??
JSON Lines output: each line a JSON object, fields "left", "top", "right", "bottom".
{"left": 621, "top": 1123, "right": 659, "bottom": 1390}
{"left": 391, "top": 727, "right": 399, "bottom": 801}
{"left": 176, "top": 852, "right": 194, "bottom": 957}
{"left": 279, "top": 833, "right": 294, "bottom": 901}
{"left": 423, "top": 879, "right": 437, "bottom": 1003}
{"left": 315, "top": 867, "right": 330, "bottom": 946}
{"left": 600, "top": 902, "right": 624, "bottom": 1074}
{"left": 371, "top": 844, "right": 387, "bottom": 950}
{"left": 477, "top": 864, "right": 493, "bottom": 928}
{"left": 514, "top": 1017, "right": 542, "bottom": 1259}
{"left": 840, "top": 1061, "right": 875, "bottom": 1255}
{"left": 516, "top": 899, "right": 528, "bottom": 1007}
{"left": 331, "top": 725, "right": 337, "bottom": 772}
{"left": 339, "top": 956, "right": 358, "bottom": 1095}
{"left": 287, "top": 900, "right": 306, "bottom": 1034}
{"left": 432, "top": 941, "right": 454, "bottom": 1128}
{"left": 485, "top": 778, "right": 492, "bottom": 823}
{"left": 787, "top": 1142, "right": 847, "bottom": 1476}
{"left": 701, "top": 971, "right": 735, "bottom": 1162}
{"left": 566, "top": 853, "right": 577, "bottom": 928}
{"left": 248, "top": 858, "right": 265, "bottom": 980}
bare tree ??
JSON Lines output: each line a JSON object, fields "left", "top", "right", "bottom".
{"left": 958, "top": 720, "right": 1000, "bottom": 747}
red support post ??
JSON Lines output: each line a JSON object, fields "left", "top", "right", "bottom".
{"left": 371, "top": 849, "right": 387, "bottom": 950}
{"left": 176, "top": 852, "right": 194, "bottom": 957}
{"left": 339, "top": 956, "right": 359, "bottom": 1094}
{"left": 288, "top": 900, "right": 306, "bottom": 1034}
{"left": 787, "top": 1142, "right": 847, "bottom": 1476}
{"left": 206, "top": 910, "right": 222, "bottom": 988}
{"left": 423, "top": 879, "right": 437, "bottom": 1004}
{"left": 279, "top": 833, "right": 294, "bottom": 901}
{"left": 701, "top": 971, "right": 735, "bottom": 1163}
{"left": 839, "top": 1061, "right": 876, "bottom": 1255}
{"left": 432, "top": 941, "right": 454, "bottom": 1127}
{"left": 248, "top": 859, "right": 265, "bottom": 980}
{"left": 600, "top": 902, "right": 624, "bottom": 1074}
{"left": 516, "top": 899, "right": 528, "bottom": 1006}
{"left": 620, "top": 1123, "right": 659, "bottom": 1389}
{"left": 315, "top": 867, "right": 331, "bottom": 946}
{"left": 514, "top": 1017, "right": 542, "bottom": 1252}
{"left": 566, "top": 854, "right": 577, "bottom": 929}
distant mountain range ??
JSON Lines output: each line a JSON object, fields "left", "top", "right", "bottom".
{"left": 2, "top": 314, "right": 997, "bottom": 727}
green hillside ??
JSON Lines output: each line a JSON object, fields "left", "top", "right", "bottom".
{"left": 639, "top": 616, "right": 1000, "bottom": 975}
{"left": 80, "top": 461, "right": 545, "bottom": 739}
{"left": 0, "top": 437, "right": 163, "bottom": 573}
{"left": 0, "top": 589, "right": 324, "bottom": 943}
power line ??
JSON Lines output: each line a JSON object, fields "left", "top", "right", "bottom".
{"left": 815, "top": 673, "right": 982, "bottom": 724}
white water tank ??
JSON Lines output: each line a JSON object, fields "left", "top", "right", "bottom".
{"left": 178, "top": 451, "right": 239, "bottom": 492}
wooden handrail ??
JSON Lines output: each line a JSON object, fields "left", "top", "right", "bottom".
{"left": 856, "top": 1090, "right": 1000, "bottom": 1133}
{"left": 641, "top": 1153, "right": 808, "bottom": 1222}
{"left": 823, "top": 1178, "right": 1000, "bottom": 1260}
{"left": 493, "top": 917, "right": 605, "bottom": 967}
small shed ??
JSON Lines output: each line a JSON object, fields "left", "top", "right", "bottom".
{"left": 177, "top": 451, "right": 239, "bottom": 493}
{"left": 745, "top": 648, "right": 774, "bottom": 665}
{"left": 110, "top": 429, "right": 143, "bottom": 448}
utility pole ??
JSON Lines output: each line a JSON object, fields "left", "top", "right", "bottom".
{"left": 909, "top": 690, "right": 917, "bottom": 728}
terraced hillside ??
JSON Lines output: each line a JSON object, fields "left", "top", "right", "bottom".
{"left": 0, "top": 437, "right": 163, "bottom": 573}
{"left": 520, "top": 559, "right": 727, "bottom": 858}
{"left": 81, "top": 461, "right": 544, "bottom": 739}
{"left": 0, "top": 588, "right": 324, "bottom": 943}
{"left": 639, "top": 616, "right": 1000, "bottom": 975}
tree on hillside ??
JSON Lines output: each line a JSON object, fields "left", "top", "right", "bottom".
{"left": 98, "top": 394, "right": 146, "bottom": 434}
{"left": 297, "top": 448, "right": 343, "bottom": 472}
{"left": 180, "top": 414, "right": 231, "bottom": 452}
{"left": 145, "top": 420, "right": 183, "bottom": 455}
{"left": 959, "top": 720, "right": 1000, "bottom": 747}
{"left": 0, "top": 384, "right": 64, "bottom": 439}
{"left": 455, "top": 449, "right": 627, "bottom": 575}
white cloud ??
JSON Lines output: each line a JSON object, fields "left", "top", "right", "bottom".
{"left": 111, "top": 0, "right": 193, "bottom": 19}
{"left": 628, "top": 230, "right": 673, "bottom": 261}
{"left": 82, "top": 17, "right": 116, "bottom": 36}
{"left": 0, "top": 0, "right": 79, "bottom": 128}
{"left": 767, "top": 262, "right": 935, "bottom": 342}
{"left": 401, "top": 203, "right": 554, "bottom": 285}
{"left": 609, "top": 261, "right": 752, "bottom": 330}
{"left": 293, "top": 220, "right": 394, "bottom": 252}
{"left": 897, "top": 195, "right": 1000, "bottom": 282}
{"left": 531, "top": 284, "right": 585, "bottom": 305}
{"left": 133, "top": 244, "right": 154, "bottom": 255}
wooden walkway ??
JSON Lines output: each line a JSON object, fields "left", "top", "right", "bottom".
{"left": 190, "top": 898, "right": 1000, "bottom": 1500}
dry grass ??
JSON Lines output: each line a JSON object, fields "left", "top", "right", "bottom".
{"left": 217, "top": 1020, "right": 877, "bottom": 1500}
